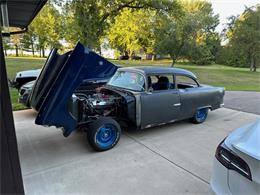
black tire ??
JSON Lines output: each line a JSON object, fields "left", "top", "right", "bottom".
{"left": 191, "top": 108, "right": 209, "bottom": 124}
{"left": 87, "top": 117, "right": 121, "bottom": 151}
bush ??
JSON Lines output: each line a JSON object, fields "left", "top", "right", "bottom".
{"left": 216, "top": 46, "right": 249, "bottom": 68}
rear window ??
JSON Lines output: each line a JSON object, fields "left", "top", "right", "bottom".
{"left": 175, "top": 75, "right": 198, "bottom": 89}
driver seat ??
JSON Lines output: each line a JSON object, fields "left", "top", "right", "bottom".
{"left": 153, "top": 76, "right": 170, "bottom": 90}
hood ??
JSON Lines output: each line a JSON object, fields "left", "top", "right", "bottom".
{"left": 15, "top": 69, "right": 41, "bottom": 79}
{"left": 32, "top": 42, "right": 118, "bottom": 136}
{"left": 30, "top": 48, "right": 71, "bottom": 110}
{"left": 225, "top": 119, "right": 260, "bottom": 161}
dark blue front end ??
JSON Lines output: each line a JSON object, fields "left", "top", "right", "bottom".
{"left": 35, "top": 42, "right": 118, "bottom": 136}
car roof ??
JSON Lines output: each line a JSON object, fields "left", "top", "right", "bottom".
{"left": 118, "top": 66, "right": 197, "bottom": 79}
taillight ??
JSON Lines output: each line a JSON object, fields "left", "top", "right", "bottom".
{"left": 215, "top": 139, "right": 252, "bottom": 181}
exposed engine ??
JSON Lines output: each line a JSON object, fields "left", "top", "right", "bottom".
{"left": 69, "top": 88, "right": 123, "bottom": 122}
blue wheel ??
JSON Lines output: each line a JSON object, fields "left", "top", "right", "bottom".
{"left": 88, "top": 117, "right": 121, "bottom": 151}
{"left": 192, "top": 108, "right": 209, "bottom": 124}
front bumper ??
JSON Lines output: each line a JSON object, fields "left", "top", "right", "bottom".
{"left": 18, "top": 88, "right": 31, "bottom": 107}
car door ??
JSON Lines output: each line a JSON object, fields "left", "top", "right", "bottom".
{"left": 175, "top": 75, "right": 201, "bottom": 119}
{"left": 140, "top": 75, "right": 180, "bottom": 128}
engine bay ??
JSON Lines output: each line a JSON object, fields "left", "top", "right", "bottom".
{"left": 69, "top": 88, "right": 124, "bottom": 123}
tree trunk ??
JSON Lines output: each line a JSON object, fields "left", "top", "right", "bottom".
{"left": 171, "top": 58, "right": 176, "bottom": 67}
{"left": 39, "top": 48, "right": 41, "bottom": 57}
{"left": 171, "top": 59, "right": 176, "bottom": 67}
{"left": 4, "top": 48, "right": 7, "bottom": 56}
{"left": 151, "top": 54, "right": 156, "bottom": 61}
{"left": 31, "top": 43, "right": 34, "bottom": 57}
{"left": 15, "top": 45, "right": 18, "bottom": 57}
{"left": 129, "top": 50, "right": 134, "bottom": 60}
{"left": 42, "top": 47, "right": 45, "bottom": 58}
{"left": 99, "top": 45, "right": 102, "bottom": 55}
{"left": 250, "top": 56, "right": 257, "bottom": 72}
{"left": 252, "top": 57, "right": 256, "bottom": 72}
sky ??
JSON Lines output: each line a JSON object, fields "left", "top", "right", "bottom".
{"left": 208, "top": 0, "right": 259, "bottom": 33}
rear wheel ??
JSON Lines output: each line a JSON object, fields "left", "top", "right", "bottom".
{"left": 191, "top": 108, "right": 209, "bottom": 124}
{"left": 87, "top": 117, "right": 121, "bottom": 151}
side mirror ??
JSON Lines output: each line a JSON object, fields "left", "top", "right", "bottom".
{"left": 147, "top": 87, "right": 153, "bottom": 94}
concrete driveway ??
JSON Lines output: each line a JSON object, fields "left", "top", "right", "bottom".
{"left": 14, "top": 108, "right": 259, "bottom": 194}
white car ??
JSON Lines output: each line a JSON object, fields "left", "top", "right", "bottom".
{"left": 211, "top": 120, "right": 260, "bottom": 194}
{"left": 9, "top": 69, "right": 41, "bottom": 89}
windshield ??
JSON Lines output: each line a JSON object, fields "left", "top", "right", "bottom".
{"left": 107, "top": 71, "right": 145, "bottom": 92}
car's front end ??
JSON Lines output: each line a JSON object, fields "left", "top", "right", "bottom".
{"left": 30, "top": 42, "right": 118, "bottom": 136}
{"left": 18, "top": 80, "right": 35, "bottom": 107}
{"left": 211, "top": 120, "right": 260, "bottom": 194}
{"left": 9, "top": 69, "right": 41, "bottom": 89}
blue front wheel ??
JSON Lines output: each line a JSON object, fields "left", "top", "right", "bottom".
{"left": 192, "top": 108, "right": 209, "bottom": 124}
{"left": 87, "top": 117, "right": 121, "bottom": 151}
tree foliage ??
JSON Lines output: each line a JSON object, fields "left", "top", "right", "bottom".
{"left": 30, "top": 3, "right": 62, "bottom": 56}
{"left": 107, "top": 9, "right": 156, "bottom": 56}
{"left": 217, "top": 5, "right": 260, "bottom": 71}
{"left": 21, "top": 28, "right": 37, "bottom": 56}
{"left": 62, "top": 3, "right": 81, "bottom": 49}
{"left": 155, "top": 0, "right": 219, "bottom": 66}
{"left": 6, "top": 0, "right": 258, "bottom": 71}
{"left": 67, "top": 0, "right": 182, "bottom": 50}
{"left": 10, "top": 33, "right": 23, "bottom": 57}
{"left": 2, "top": 37, "right": 11, "bottom": 56}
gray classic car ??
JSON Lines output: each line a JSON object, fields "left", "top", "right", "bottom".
{"left": 31, "top": 42, "right": 225, "bottom": 151}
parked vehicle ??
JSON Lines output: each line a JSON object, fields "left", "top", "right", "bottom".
{"left": 211, "top": 120, "right": 260, "bottom": 195}
{"left": 131, "top": 55, "right": 142, "bottom": 60}
{"left": 9, "top": 69, "right": 41, "bottom": 89}
{"left": 31, "top": 42, "right": 225, "bottom": 151}
{"left": 18, "top": 80, "right": 35, "bottom": 107}
{"left": 118, "top": 55, "right": 129, "bottom": 60}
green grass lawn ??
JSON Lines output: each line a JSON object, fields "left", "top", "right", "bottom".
{"left": 6, "top": 57, "right": 46, "bottom": 111}
{"left": 5, "top": 57, "right": 260, "bottom": 111}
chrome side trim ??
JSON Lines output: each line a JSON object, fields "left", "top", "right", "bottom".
{"left": 135, "top": 94, "right": 142, "bottom": 127}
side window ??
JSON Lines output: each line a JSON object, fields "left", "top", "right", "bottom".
{"left": 147, "top": 75, "right": 175, "bottom": 91}
{"left": 176, "top": 75, "right": 198, "bottom": 89}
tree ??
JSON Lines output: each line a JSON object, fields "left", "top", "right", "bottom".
{"left": 155, "top": 0, "right": 219, "bottom": 66}
{"left": 107, "top": 9, "right": 156, "bottom": 57}
{"left": 62, "top": 3, "right": 82, "bottom": 49}
{"left": 2, "top": 38, "right": 11, "bottom": 56}
{"left": 187, "top": 32, "right": 221, "bottom": 64}
{"left": 10, "top": 33, "right": 22, "bottom": 57}
{"left": 223, "top": 6, "right": 260, "bottom": 71}
{"left": 67, "top": 0, "right": 182, "bottom": 50}
{"left": 21, "top": 28, "right": 37, "bottom": 56}
{"left": 31, "top": 3, "right": 62, "bottom": 57}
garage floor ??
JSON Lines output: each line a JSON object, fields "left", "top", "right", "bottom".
{"left": 14, "top": 108, "right": 259, "bottom": 194}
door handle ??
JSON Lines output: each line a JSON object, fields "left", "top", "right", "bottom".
{"left": 173, "top": 103, "right": 181, "bottom": 106}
